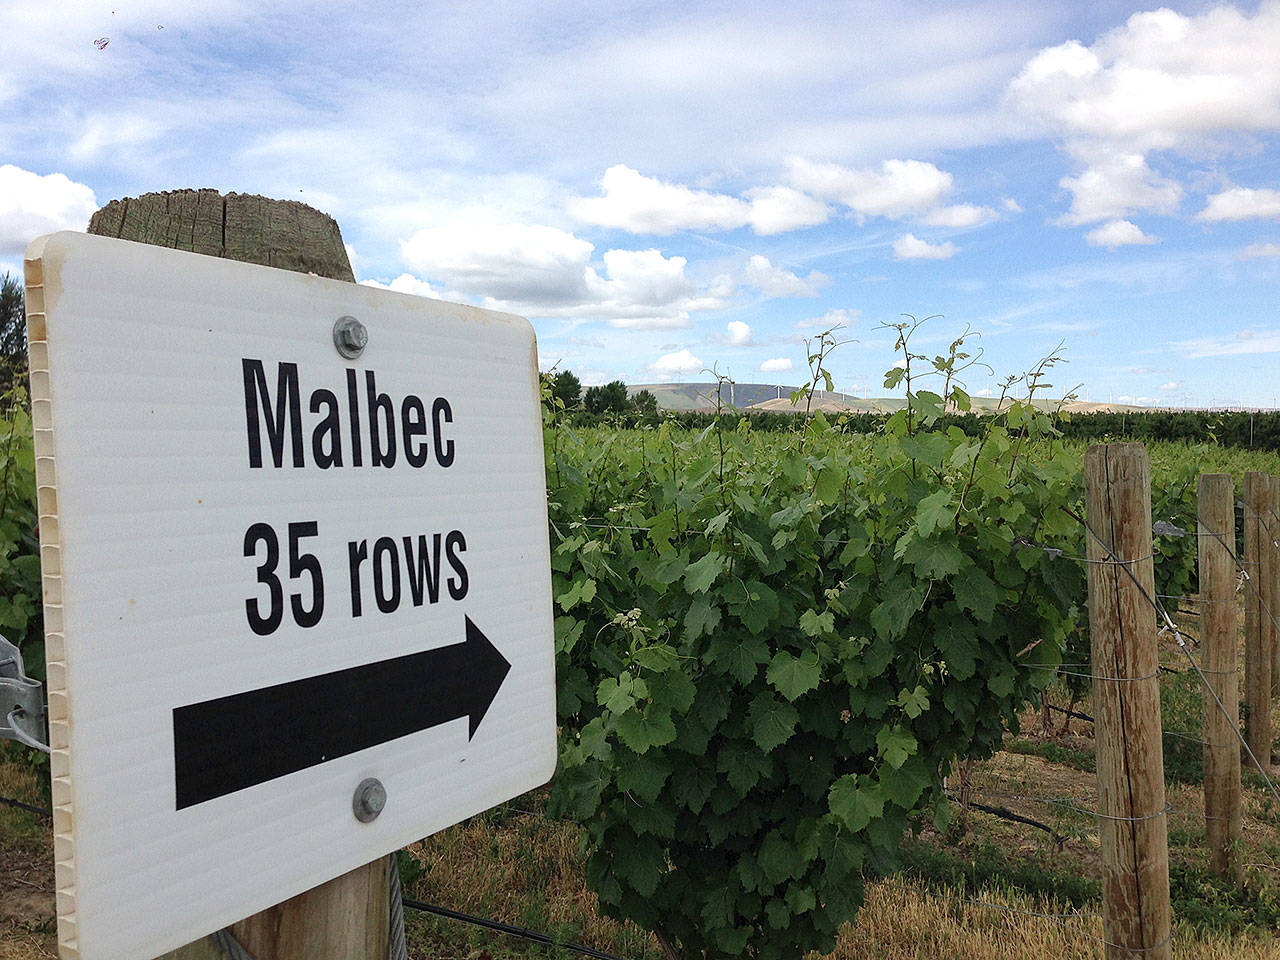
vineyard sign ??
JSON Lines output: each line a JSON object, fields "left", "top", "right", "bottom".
{"left": 25, "top": 232, "right": 556, "bottom": 960}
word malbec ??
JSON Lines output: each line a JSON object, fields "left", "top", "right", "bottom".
{"left": 242, "top": 358, "right": 455, "bottom": 469}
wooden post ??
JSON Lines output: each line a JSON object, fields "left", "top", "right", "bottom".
{"left": 1269, "top": 476, "right": 1280, "bottom": 701}
{"left": 86, "top": 190, "right": 391, "bottom": 960}
{"left": 1085, "top": 443, "right": 1171, "bottom": 960}
{"left": 1243, "top": 472, "right": 1272, "bottom": 767}
{"left": 1198, "top": 473, "right": 1243, "bottom": 881}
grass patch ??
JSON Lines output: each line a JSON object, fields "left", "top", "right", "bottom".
{"left": 1170, "top": 862, "right": 1280, "bottom": 936}
{"left": 899, "top": 836, "right": 1100, "bottom": 908}
{"left": 1003, "top": 738, "right": 1095, "bottom": 773}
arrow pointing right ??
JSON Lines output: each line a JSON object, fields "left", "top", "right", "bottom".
{"left": 172, "top": 615, "right": 512, "bottom": 809}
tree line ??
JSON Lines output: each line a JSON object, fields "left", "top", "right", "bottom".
{"left": 544, "top": 366, "right": 1280, "bottom": 452}
{"left": 544, "top": 369, "right": 657, "bottom": 415}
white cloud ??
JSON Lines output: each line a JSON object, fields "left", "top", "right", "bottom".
{"left": 725, "top": 321, "right": 753, "bottom": 346}
{"left": 1009, "top": 3, "right": 1280, "bottom": 226}
{"left": 793, "top": 307, "right": 859, "bottom": 331}
{"left": 1198, "top": 186, "right": 1280, "bottom": 222}
{"left": 892, "top": 234, "right": 956, "bottom": 260}
{"left": 359, "top": 273, "right": 441, "bottom": 298}
{"left": 758, "top": 357, "right": 793, "bottom": 372}
{"left": 1057, "top": 148, "right": 1182, "bottom": 225}
{"left": 1084, "top": 219, "right": 1158, "bottom": 248}
{"left": 1242, "top": 242, "right": 1280, "bottom": 259}
{"left": 0, "top": 165, "right": 98, "bottom": 256}
{"left": 567, "top": 165, "right": 750, "bottom": 234}
{"left": 1002, "top": 198, "right": 1023, "bottom": 214}
{"left": 786, "top": 157, "right": 953, "bottom": 220}
{"left": 918, "top": 203, "right": 998, "bottom": 228}
{"left": 742, "top": 254, "right": 827, "bottom": 297}
{"left": 400, "top": 221, "right": 730, "bottom": 329}
{"left": 566, "top": 165, "right": 828, "bottom": 236}
{"left": 741, "top": 185, "right": 829, "bottom": 234}
{"left": 646, "top": 349, "right": 704, "bottom": 377}
{"left": 1174, "top": 329, "right": 1280, "bottom": 358}
{"left": 1159, "top": 381, "right": 1180, "bottom": 391}
{"left": 402, "top": 222, "right": 593, "bottom": 304}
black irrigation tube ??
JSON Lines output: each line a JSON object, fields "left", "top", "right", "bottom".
{"left": 1044, "top": 703, "right": 1094, "bottom": 724}
{"left": 0, "top": 794, "right": 51, "bottom": 818}
{"left": 402, "top": 898, "right": 630, "bottom": 960}
{"left": 947, "top": 792, "right": 1067, "bottom": 846}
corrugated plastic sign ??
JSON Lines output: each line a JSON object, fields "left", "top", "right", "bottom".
{"left": 24, "top": 232, "right": 557, "bottom": 960}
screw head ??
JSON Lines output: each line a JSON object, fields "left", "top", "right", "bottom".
{"left": 353, "top": 777, "right": 386, "bottom": 822}
{"left": 333, "top": 316, "right": 368, "bottom": 359}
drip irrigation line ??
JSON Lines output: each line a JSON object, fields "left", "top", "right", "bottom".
{"left": 1043, "top": 702, "right": 1094, "bottom": 723}
{"left": 0, "top": 793, "right": 51, "bottom": 818}
{"left": 945, "top": 791, "right": 1066, "bottom": 844}
{"left": 402, "top": 898, "right": 630, "bottom": 960}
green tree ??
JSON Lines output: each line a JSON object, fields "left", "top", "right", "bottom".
{"left": 552, "top": 370, "right": 582, "bottom": 408}
{"left": 630, "top": 389, "right": 658, "bottom": 414}
{"left": 0, "top": 273, "right": 25, "bottom": 396}
{"left": 585, "top": 380, "right": 630, "bottom": 414}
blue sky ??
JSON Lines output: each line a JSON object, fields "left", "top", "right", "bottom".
{"left": 3, "top": 0, "right": 1280, "bottom": 406}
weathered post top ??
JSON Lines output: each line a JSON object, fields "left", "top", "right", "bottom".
{"left": 87, "top": 188, "right": 356, "bottom": 283}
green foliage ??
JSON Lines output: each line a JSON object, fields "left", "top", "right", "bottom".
{"left": 551, "top": 370, "right": 582, "bottom": 409}
{"left": 630, "top": 389, "right": 658, "bottom": 415}
{"left": 0, "top": 382, "right": 44, "bottom": 774}
{"left": 547, "top": 327, "right": 1084, "bottom": 960}
{"left": 0, "top": 272, "right": 25, "bottom": 396}
{"left": 584, "top": 380, "right": 631, "bottom": 415}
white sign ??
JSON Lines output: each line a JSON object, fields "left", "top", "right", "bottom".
{"left": 24, "top": 232, "right": 557, "bottom": 960}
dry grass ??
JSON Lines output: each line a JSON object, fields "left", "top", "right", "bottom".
{"left": 0, "top": 747, "right": 55, "bottom": 960}
{"left": 4, "top": 604, "right": 1280, "bottom": 960}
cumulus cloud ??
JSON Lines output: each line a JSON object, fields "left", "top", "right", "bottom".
{"left": 0, "top": 165, "right": 97, "bottom": 256}
{"left": 1198, "top": 186, "right": 1280, "bottom": 222}
{"left": 758, "top": 357, "right": 793, "bottom": 372}
{"left": 646, "top": 349, "right": 704, "bottom": 377}
{"left": 918, "top": 203, "right": 998, "bottom": 228}
{"left": 400, "top": 221, "right": 733, "bottom": 329}
{"left": 1242, "top": 242, "right": 1280, "bottom": 259}
{"left": 742, "top": 254, "right": 827, "bottom": 297}
{"left": 725, "top": 321, "right": 753, "bottom": 346}
{"left": 1057, "top": 148, "right": 1182, "bottom": 225}
{"left": 892, "top": 234, "right": 956, "bottom": 260}
{"left": 1159, "top": 381, "right": 1181, "bottom": 391}
{"left": 566, "top": 165, "right": 827, "bottom": 236}
{"left": 787, "top": 157, "right": 953, "bottom": 221}
{"left": 793, "top": 307, "right": 859, "bottom": 331}
{"left": 1084, "top": 219, "right": 1158, "bottom": 248}
{"left": 402, "top": 222, "right": 593, "bottom": 304}
{"left": 1008, "top": 3, "right": 1280, "bottom": 228}
{"left": 359, "top": 273, "right": 442, "bottom": 298}
{"left": 741, "top": 185, "right": 830, "bottom": 234}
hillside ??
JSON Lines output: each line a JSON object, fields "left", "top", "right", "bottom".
{"left": 625, "top": 382, "right": 1149, "bottom": 415}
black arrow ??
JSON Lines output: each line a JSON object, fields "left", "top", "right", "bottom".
{"left": 172, "top": 616, "right": 511, "bottom": 810}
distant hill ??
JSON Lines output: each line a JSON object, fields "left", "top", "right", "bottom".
{"left": 626, "top": 382, "right": 1151, "bottom": 415}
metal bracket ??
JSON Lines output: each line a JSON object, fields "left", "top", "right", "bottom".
{"left": 0, "top": 635, "right": 49, "bottom": 753}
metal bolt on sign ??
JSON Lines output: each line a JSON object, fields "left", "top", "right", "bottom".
{"left": 353, "top": 778, "right": 386, "bottom": 822}
{"left": 333, "top": 316, "right": 368, "bottom": 359}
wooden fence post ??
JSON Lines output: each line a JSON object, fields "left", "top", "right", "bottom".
{"left": 1269, "top": 476, "right": 1280, "bottom": 702}
{"left": 1243, "top": 472, "right": 1272, "bottom": 768}
{"left": 1085, "top": 443, "right": 1171, "bottom": 960}
{"left": 1198, "top": 473, "right": 1243, "bottom": 881}
{"left": 85, "top": 190, "right": 391, "bottom": 960}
